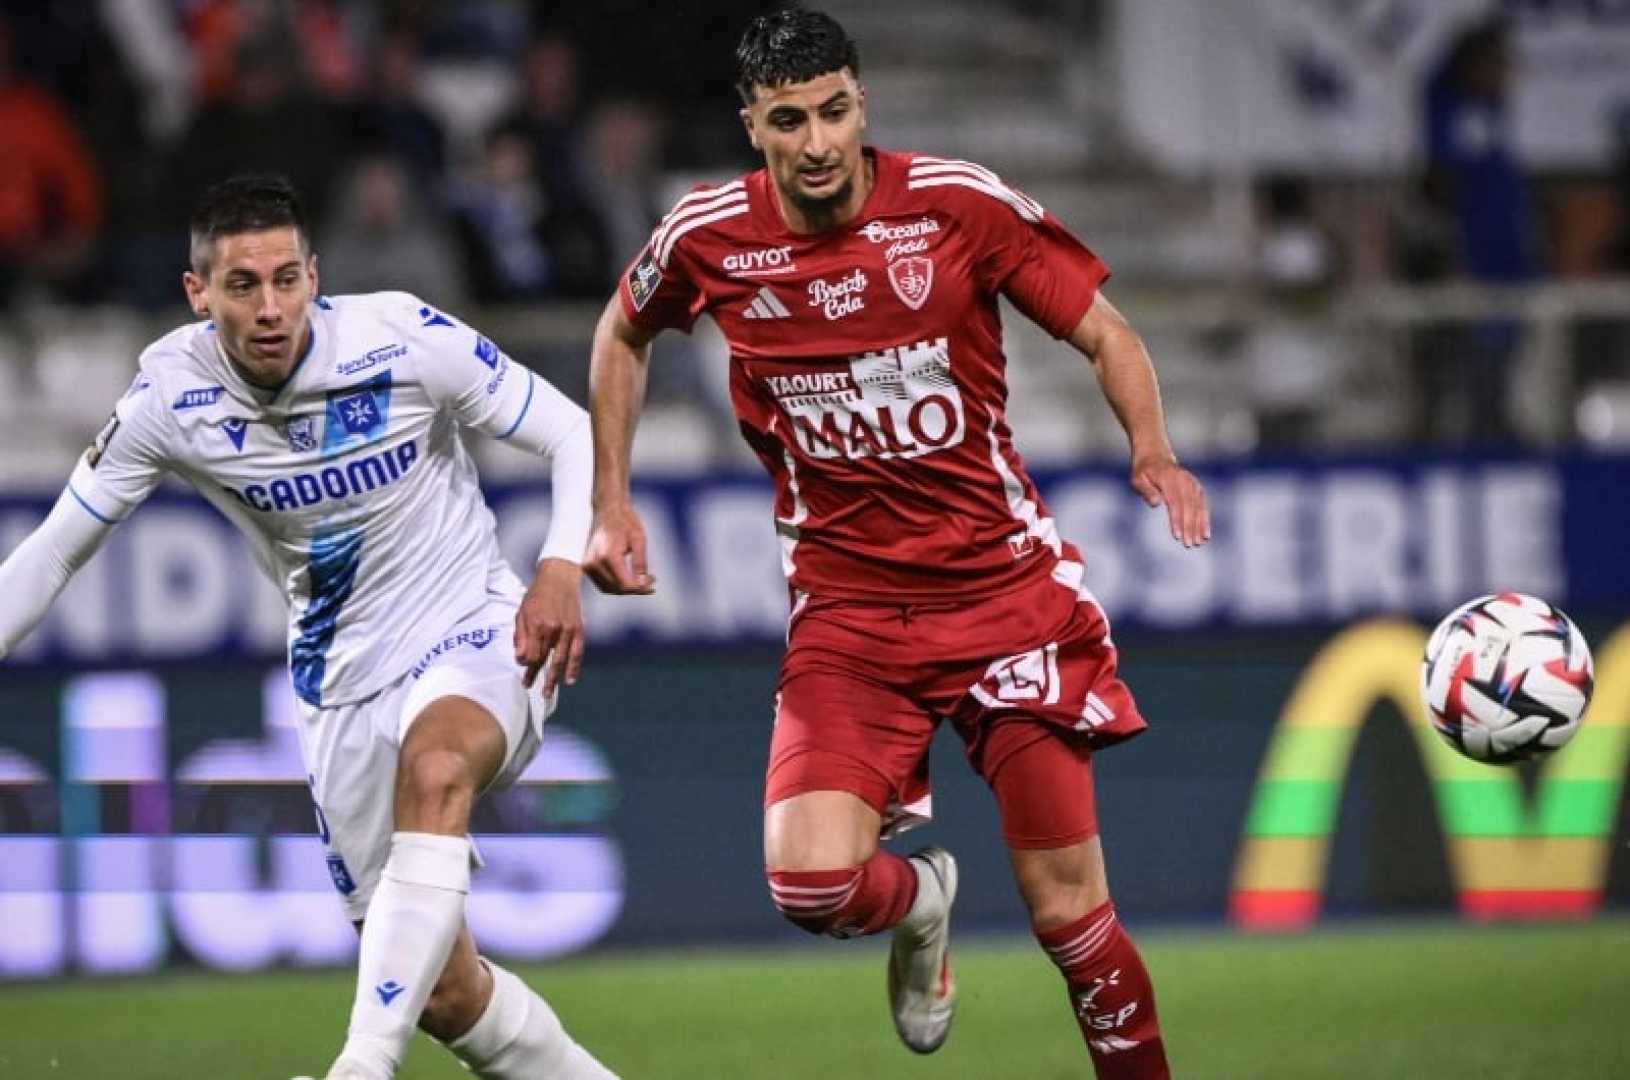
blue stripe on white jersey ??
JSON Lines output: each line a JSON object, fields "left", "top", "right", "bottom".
{"left": 291, "top": 526, "right": 366, "bottom": 705}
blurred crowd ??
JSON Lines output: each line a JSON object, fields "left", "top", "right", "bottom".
{"left": 3, "top": 2, "right": 1630, "bottom": 461}
{"left": 0, "top": 0, "right": 767, "bottom": 312}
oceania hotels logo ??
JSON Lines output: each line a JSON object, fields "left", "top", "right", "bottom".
{"left": 862, "top": 217, "right": 940, "bottom": 262}
{"left": 861, "top": 217, "right": 940, "bottom": 243}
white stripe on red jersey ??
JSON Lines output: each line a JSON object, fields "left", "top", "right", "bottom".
{"left": 652, "top": 183, "right": 748, "bottom": 267}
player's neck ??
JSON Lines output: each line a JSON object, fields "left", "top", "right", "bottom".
{"left": 219, "top": 320, "right": 314, "bottom": 393}
{"left": 774, "top": 154, "right": 874, "bottom": 235}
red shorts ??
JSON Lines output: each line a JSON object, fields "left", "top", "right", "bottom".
{"left": 765, "top": 562, "right": 1146, "bottom": 849}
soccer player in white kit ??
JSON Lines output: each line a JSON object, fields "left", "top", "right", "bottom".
{"left": 0, "top": 177, "right": 618, "bottom": 1080}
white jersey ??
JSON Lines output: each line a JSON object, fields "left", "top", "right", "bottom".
{"left": 63, "top": 291, "right": 587, "bottom": 707}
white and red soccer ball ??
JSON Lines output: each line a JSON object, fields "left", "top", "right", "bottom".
{"left": 1421, "top": 593, "right": 1594, "bottom": 764}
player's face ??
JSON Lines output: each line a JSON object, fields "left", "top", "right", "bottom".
{"left": 742, "top": 69, "right": 868, "bottom": 231}
{"left": 183, "top": 227, "right": 318, "bottom": 388}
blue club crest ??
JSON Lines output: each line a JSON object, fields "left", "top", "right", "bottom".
{"left": 285, "top": 416, "right": 318, "bottom": 453}
{"left": 322, "top": 371, "right": 393, "bottom": 453}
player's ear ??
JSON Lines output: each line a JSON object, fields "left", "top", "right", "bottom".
{"left": 740, "top": 105, "right": 760, "bottom": 151}
{"left": 307, "top": 251, "right": 320, "bottom": 296}
{"left": 857, "top": 84, "right": 867, "bottom": 130}
{"left": 182, "top": 270, "right": 210, "bottom": 318}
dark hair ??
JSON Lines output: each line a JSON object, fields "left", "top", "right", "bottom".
{"left": 188, "top": 175, "right": 310, "bottom": 276}
{"left": 734, "top": 8, "right": 859, "bottom": 104}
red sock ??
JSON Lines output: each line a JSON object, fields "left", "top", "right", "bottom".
{"left": 767, "top": 851, "right": 918, "bottom": 938}
{"left": 1035, "top": 901, "right": 1169, "bottom": 1079}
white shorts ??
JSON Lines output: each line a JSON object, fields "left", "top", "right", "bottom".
{"left": 296, "top": 598, "right": 555, "bottom": 921}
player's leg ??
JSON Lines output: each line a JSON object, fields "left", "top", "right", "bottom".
{"left": 763, "top": 784, "right": 903, "bottom": 932}
{"left": 991, "top": 731, "right": 1169, "bottom": 1079}
{"left": 764, "top": 659, "right": 956, "bottom": 1052}
{"left": 331, "top": 694, "right": 505, "bottom": 1078}
{"left": 425, "top": 925, "right": 615, "bottom": 1079}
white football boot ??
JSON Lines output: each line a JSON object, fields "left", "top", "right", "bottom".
{"left": 887, "top": 846, "right": 959, "bottom": 1054}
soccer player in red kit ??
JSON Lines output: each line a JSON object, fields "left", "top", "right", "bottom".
{"left": 585, "top": 10, "right": 1207, "bottom": 1078}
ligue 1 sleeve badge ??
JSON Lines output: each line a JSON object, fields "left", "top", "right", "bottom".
{"left": 887, "top": 256, "right": 934, "bottom": 311}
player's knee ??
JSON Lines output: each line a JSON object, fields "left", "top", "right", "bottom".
{"left": 766, "top": 866, "right": 863, "bottom": 937}
{"left": 418, "top": 967, "right": 486, "bottom": 1042}
{"left": 1024, "top": 884, "right": 1101, "bottom": 933}
{"left": 396, "top": 747, "right": 478, "bottom": 820}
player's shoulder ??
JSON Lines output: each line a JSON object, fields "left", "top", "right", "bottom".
{"left": 321, "top": 290, "right": 440, "bottom": 334}
{"left": 647, "top": 172, "right": 756, "bottom": 268}
{"left": 323, "top": 290, "right": 473, "bottom": 361}
{"left": 896, "top": 150, "right": 1046, "bottom": 226}
{"left": 130, "top": 320, "right": 217, "bottom": 404}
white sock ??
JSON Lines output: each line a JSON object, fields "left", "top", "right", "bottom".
{"left": 447, "top": 960, "right": 619, "bottom": 1079}
{"left": 338, "top": 832, "right": 472, "bottom": 1076}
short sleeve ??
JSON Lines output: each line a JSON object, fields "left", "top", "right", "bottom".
{"left": 409, "top": 298, "right": 524, "bottom": 429}
{"left": 70, "top": 374, "right": 171, "bottom": 523}
{"left": 406, "top": 296, "right": 585, "bottom": 449}
{"left": 958, "top": 174, "right": 1110, "bottom": 339}
{"left": 617, "top": 240, "right": 705, "bottom": 335}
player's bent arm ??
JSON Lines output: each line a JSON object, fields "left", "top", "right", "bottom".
{"left": 1069, "top": 292, "right": 1211, "bottom": 546}
{"left": 587, "top": 295, "right": 657, "bottom": 510}
{"left": 1067, "top": 292, "right": 1176, "bottom": 467}
{"left": 0, "top": 473, "right": 118, "bottom": 658}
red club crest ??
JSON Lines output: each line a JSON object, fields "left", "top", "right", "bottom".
{"left": 887, "top": 256, "right": 934, "bottom": 310}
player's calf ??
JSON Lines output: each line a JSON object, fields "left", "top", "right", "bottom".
{"left": 1036, "top": 900, "right": 1170, "bottom": 1080}
{"left": 443, "top": 959, "right": 619, "bottom": 1079}
{"left": 766, "top": 850, "right": 918, "bottom": 937}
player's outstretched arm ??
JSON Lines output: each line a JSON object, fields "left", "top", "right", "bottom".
{"left": 584, "top": 295, "right": 658, "bottom": 596}
{"left": 0, "top": 482, "right": 119, "bottom": 659}
{"left": 513, "top": 404, "right": 590, "bottom": 694}
{"left": 1068, "top": 292, "right": 1211, "bottom": 548}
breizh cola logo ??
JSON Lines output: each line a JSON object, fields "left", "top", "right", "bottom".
{"left": 766, "top": 336, "right": 964, "bottom": 460}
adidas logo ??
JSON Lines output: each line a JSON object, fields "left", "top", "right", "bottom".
{"left": 743, "top": 286, "right": 791, "bottom": 320}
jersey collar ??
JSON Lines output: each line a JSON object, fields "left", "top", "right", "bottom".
{"left": 751, "top": 145, "right": 896, "bottom": 241}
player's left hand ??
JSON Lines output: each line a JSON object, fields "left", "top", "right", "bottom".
{"left": 516, "top": 558, "right": 586, "bottom": 694}
{"left": 1129, "top": 454, "right": 1210, "bottom": 548}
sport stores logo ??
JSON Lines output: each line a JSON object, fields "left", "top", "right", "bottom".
{"left": 765, "top": 337, "right": 963, "bottom": 460}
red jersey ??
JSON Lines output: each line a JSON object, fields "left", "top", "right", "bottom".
{"left": 618, "top": 147, "right": 1109, "bottom": 602}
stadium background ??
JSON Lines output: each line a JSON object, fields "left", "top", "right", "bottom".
{"left": 1, "top": 1, "right": 1628, "bottom": 1076}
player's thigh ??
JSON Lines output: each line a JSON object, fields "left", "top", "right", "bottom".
{"left": 976, "top": 720, "right": 1101, "bottom": 849}
{"left": 399, "top": 600, "right": 554, "bottom": 796}
{"left": 765, "top": 661, "right": 935, "bottom": 867}
{"left": 394, "top": 694, "right": 510, "bottom": 831}
{"left": 979, "top": 724, "right": 1111, "bottom": 925}
{"left": 300, "top": 690, "right": 407, "bottom": 922}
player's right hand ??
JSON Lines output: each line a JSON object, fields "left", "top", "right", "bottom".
{"left": 584, "top": 500, "right": 658, "bottom": 595}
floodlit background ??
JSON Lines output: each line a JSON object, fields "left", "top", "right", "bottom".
{"left": 1, "top": 1, "right": 1627, "bottom": 1077}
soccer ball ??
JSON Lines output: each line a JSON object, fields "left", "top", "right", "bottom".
{"left": 1421, "top": 593, "right": 1593, "bottom": 764}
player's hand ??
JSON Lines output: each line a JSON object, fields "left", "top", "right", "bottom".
{"left": 516, "top": 557, "right": 585, "bottom": 694}
{"left": 1129, "top": 453, "right": 1210, "bottom": 548}
{"left": 584, "top": 500, "right": 657, "bottom": 595}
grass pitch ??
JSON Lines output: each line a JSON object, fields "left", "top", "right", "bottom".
{"left": 2, "top": 920, "right": 1626, "bottom": 1078}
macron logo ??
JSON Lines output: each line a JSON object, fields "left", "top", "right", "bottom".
{"left": 743, "top": 286, "right": 791, "bottom": 320}
{"left": 376, "top": 980, "right": 406, "bottom": 1006}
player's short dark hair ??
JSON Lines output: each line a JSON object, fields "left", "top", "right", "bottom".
{"left": 188, "top": 175, "right": 310, "bottom": 277}
{"left": 734, "top": 8, "right": 860, "bottom": 104}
